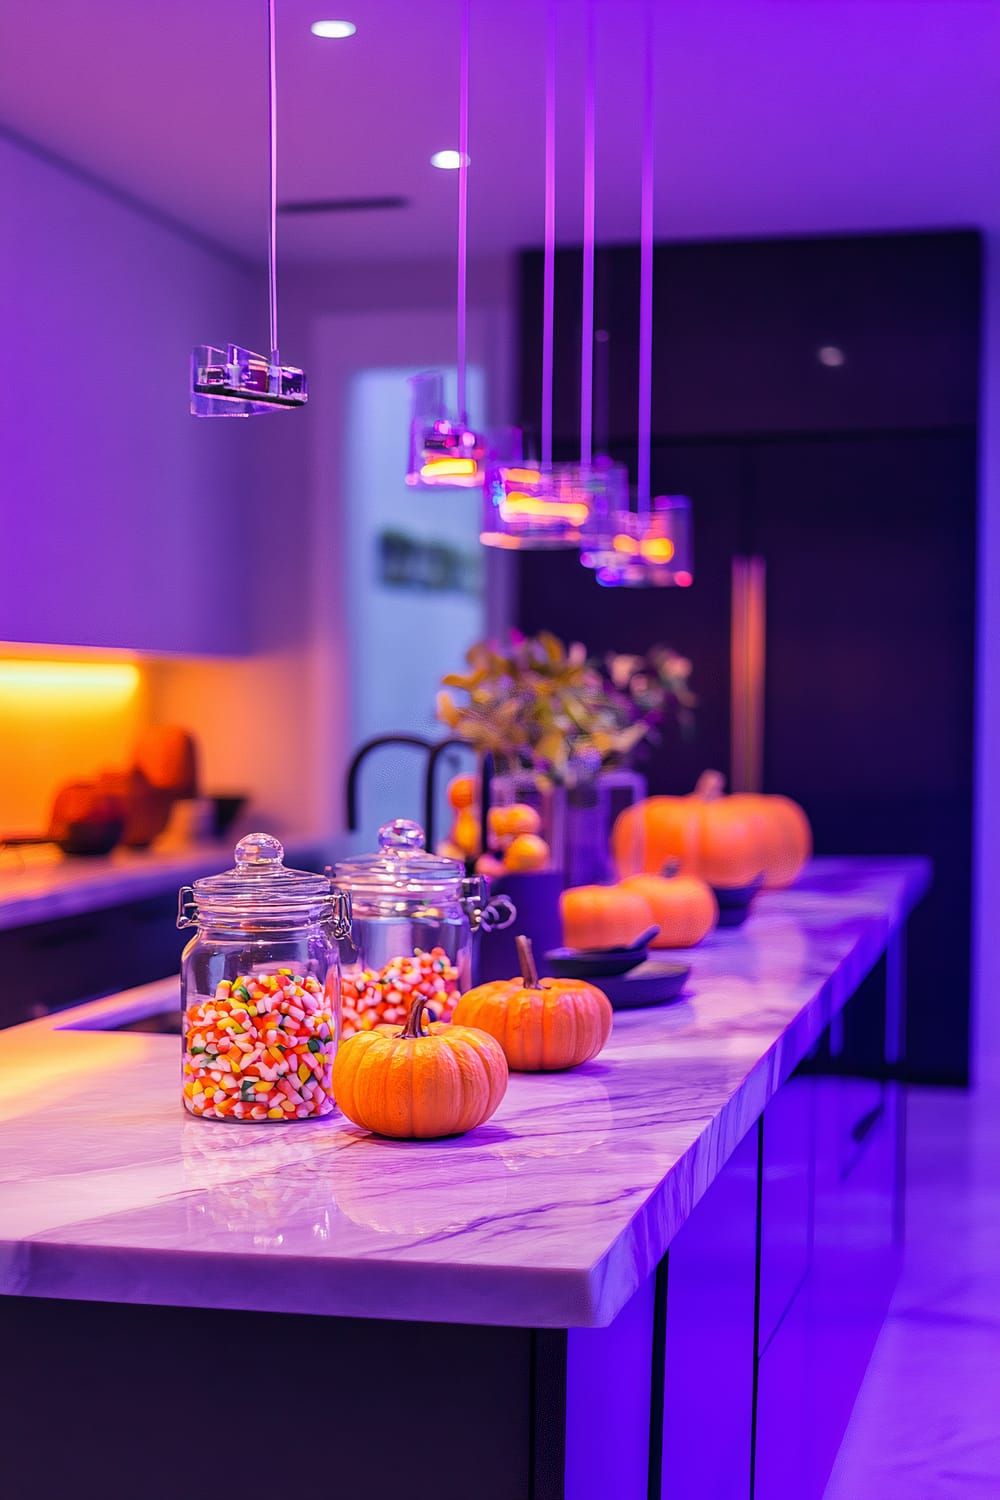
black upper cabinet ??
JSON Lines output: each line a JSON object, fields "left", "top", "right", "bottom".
{"left": 519, "top": 231, "right": 981, "bottom": 445}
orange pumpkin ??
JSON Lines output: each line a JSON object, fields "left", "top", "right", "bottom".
{"left": 332, "top": 995, "right": 508, "bottom": 1139}
{"left": 134, "top": 724, "right": 199, "bottom": 797}
{"left": 618, "top": 870, "right": 718, "bottom": 948}
{"left": 727, "top": 793, "right": 812, "bottom": 888}
{"left": 447, "top": 774, "right": 479, "bottom": 811}
{"left": 503, "top": 833, "right": 551, "bottom": 872}
{"left": 452, "top": 936, "right": 613, "bottom": 1071}
{"left": 560, "top": 883, "right": 654, "bottom": 950}
{"left": 612, "top": 772, "right": 761, "bottom": 888}
{"left": 488, "top": 802, "right": 542, "bottom": 841}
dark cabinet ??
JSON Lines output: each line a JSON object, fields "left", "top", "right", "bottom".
{"left": 520, "top": 231, "right": 980, "bottom": 445}
{"left": 0, "top": 895, "right": 186, "bottom": 1028}
{"left": 517, "top": 230, "right": 979, "bottom": 1083}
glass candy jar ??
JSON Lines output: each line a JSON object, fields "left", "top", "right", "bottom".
{"left": 177, "top": 833, "right": 352, "bottom": 1122}
{"left": 330, "top": 819, "right": 514, "bottom": 1039}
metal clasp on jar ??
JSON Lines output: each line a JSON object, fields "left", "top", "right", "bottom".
{"left": 331, "top": 889, "right": 353, "bottom": 940}
{"left": 462, "top": 876, "right": 517, "bottom": 933}
{"left": 177, "top": 886, "right": 198, "bottom": 930}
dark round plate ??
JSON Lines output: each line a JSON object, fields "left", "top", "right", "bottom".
{"left": 600, "top": 961, "right": 692, "bottom": 1010}
{"left": 544, "top": 945, "right": 648, "bottom": 978}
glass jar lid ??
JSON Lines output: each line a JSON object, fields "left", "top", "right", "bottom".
{"left": 333, "top": 819, "right": 465, "bottom": 901}
{"left": 178, "top": 833, "right": 350, "bottom": 930}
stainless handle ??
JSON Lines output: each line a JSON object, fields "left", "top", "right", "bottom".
{"left": 479, "top": 894, "right": 517, "bottom": 934}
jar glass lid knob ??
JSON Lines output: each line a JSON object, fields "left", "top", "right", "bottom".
{"left": 378, "top": 820, "right": 426, "bottom": 853}
{"left": 234, "top": 833, "right": 286, "bottom": 867}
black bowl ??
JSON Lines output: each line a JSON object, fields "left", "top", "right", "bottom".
{"left": 711, "top": 874, "right": 765, "bottom": 927}
{"left": 57, "top": 818, "right": 125, "bottom": 857}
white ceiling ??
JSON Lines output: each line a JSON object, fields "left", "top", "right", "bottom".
{"left": 2, "top": 0, "right": 999, "bottom": 264}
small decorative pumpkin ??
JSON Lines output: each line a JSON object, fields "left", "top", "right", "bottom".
{"left": 488, "top": 802, "right": 542, "bottom": 842}
{"left": 332, "top": 995, "right": 508, "bottom": 1139}
{"left": 452, "top": 936, "right": 613, "bottom": 1071}
{"left": 618, "top": 868, "right": 718, "bottom": 948}
{"left": 727, "top": 793, "right": 812, "bottom": 888}
{"left": 447, "top": 774, "right": 479, "bottom": 811}
{"left": 502, "top": 832, "right": 551, "bottom": 872}
{"left": 611, "top": 771, "right": 761, "bottom": 888}
{"left": 560, "top": 882, "right": 654, "bottom": 951}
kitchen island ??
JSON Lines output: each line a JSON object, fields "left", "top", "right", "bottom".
{"left": 0, "top": 858, "right": 928, "bottom": 1500}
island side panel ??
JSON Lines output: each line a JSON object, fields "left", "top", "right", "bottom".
{"left": 658, "top": 1120, "right": 760, "bottom": 1498}
{"left": 0, "top": 1300, "right": 539, "bottom": 1500}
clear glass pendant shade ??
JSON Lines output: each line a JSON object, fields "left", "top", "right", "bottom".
{"left": 481, "top": 458, "right": 627, "bottom": 550}
{"left": 580, "top": 495, "right": 693, "bottom": 587}
{"left": 405, "top": 371, "right": 489, "bottom": 489}
{"left": 190, "top": 3, "right": 307, "bottom": 417}
{"left": 190, "top": 345, "right": 308, "bottom": 416}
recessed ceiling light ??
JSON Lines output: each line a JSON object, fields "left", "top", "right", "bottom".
{"left": 310, "top": 20, "right": 356, "bottom": 39}
{"left": 817, "top": 345, "right": 846, "bottom": 367}
{"left": 431, "top": 149, "right": 469, "bottom": 170}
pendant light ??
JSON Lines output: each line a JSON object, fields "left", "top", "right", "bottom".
{"left": 579, "top": 3, "right": 693, "bottom": 586}
{"left": 481, "top": 0, "right": 599, "bottom": 548}
{"left": 191, "top": 0, "right": 307, "bottom": 415}
{"left": 406, "top": 0, "right": 490, "bottom": 487}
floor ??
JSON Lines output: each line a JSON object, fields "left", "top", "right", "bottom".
{"left": 824, "top": 1084, "right": 1000, "bottom": 1498}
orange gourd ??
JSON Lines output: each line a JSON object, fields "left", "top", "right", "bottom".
{"left": 727, "top": 794, "right": 812, "bottom": 888}
{"left": 452, "top": 936, "right": 613, "bottom": 1071}
{"left": 618, "top": 870, "right": 718, "bottom": 948}
{"left": 488, "top": 802, "right": 542, "bottom": 841}
{"left": 560, "top": 883, "right": 654, "bottom": 951}
{"left": 502, "top": 833, "right": 551, "bottom": 872}
{"left": 612, "top": 772, "right": 762, "bottom": 887}
{"left": 332, "top": 995, "right": 508, "bottom": 1139}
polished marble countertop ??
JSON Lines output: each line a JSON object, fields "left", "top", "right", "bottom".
{"left": 0, "top": 833, "right": 336, "bottom": 931}
{"left": 0, "top": 857, "right": 930, "bottom": 1328}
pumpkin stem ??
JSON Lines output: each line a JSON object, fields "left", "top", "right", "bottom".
{"left": 659, "top": 858, "right": 682, "bottom": 879}
{"left": 515, "top": 934, "right": 539, "bottom": 989}
{"left": 400, "top": 993, "right": 431, "bottom": 1040}
{"left": 694, "top": 770, "right": 726, "bottom": 801}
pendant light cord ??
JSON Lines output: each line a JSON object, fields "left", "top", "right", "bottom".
{"left": 637, "top": 0, "right": 654, "bottom": 519}
{"left": 541, "top": 0, "right": 557, "bottom": 470}
{"left": 267, "top": 0, "right": 279, "bottom": 366}
{"left": 580, "top": 0, "right": 596, "bottom": 470}
{"left": 457, "top": 0, "right": 471, "bottom": 425}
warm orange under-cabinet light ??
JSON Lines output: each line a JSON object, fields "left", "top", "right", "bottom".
{"left": 0, "top": 659, "right": 141, "bottom": 703}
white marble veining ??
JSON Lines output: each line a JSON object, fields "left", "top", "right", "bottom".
{"left": 0, "top": 858, "right": 930, "bottom": 1328}
{"left": 0, "top": 834, "right": 336, "bottom": 930}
